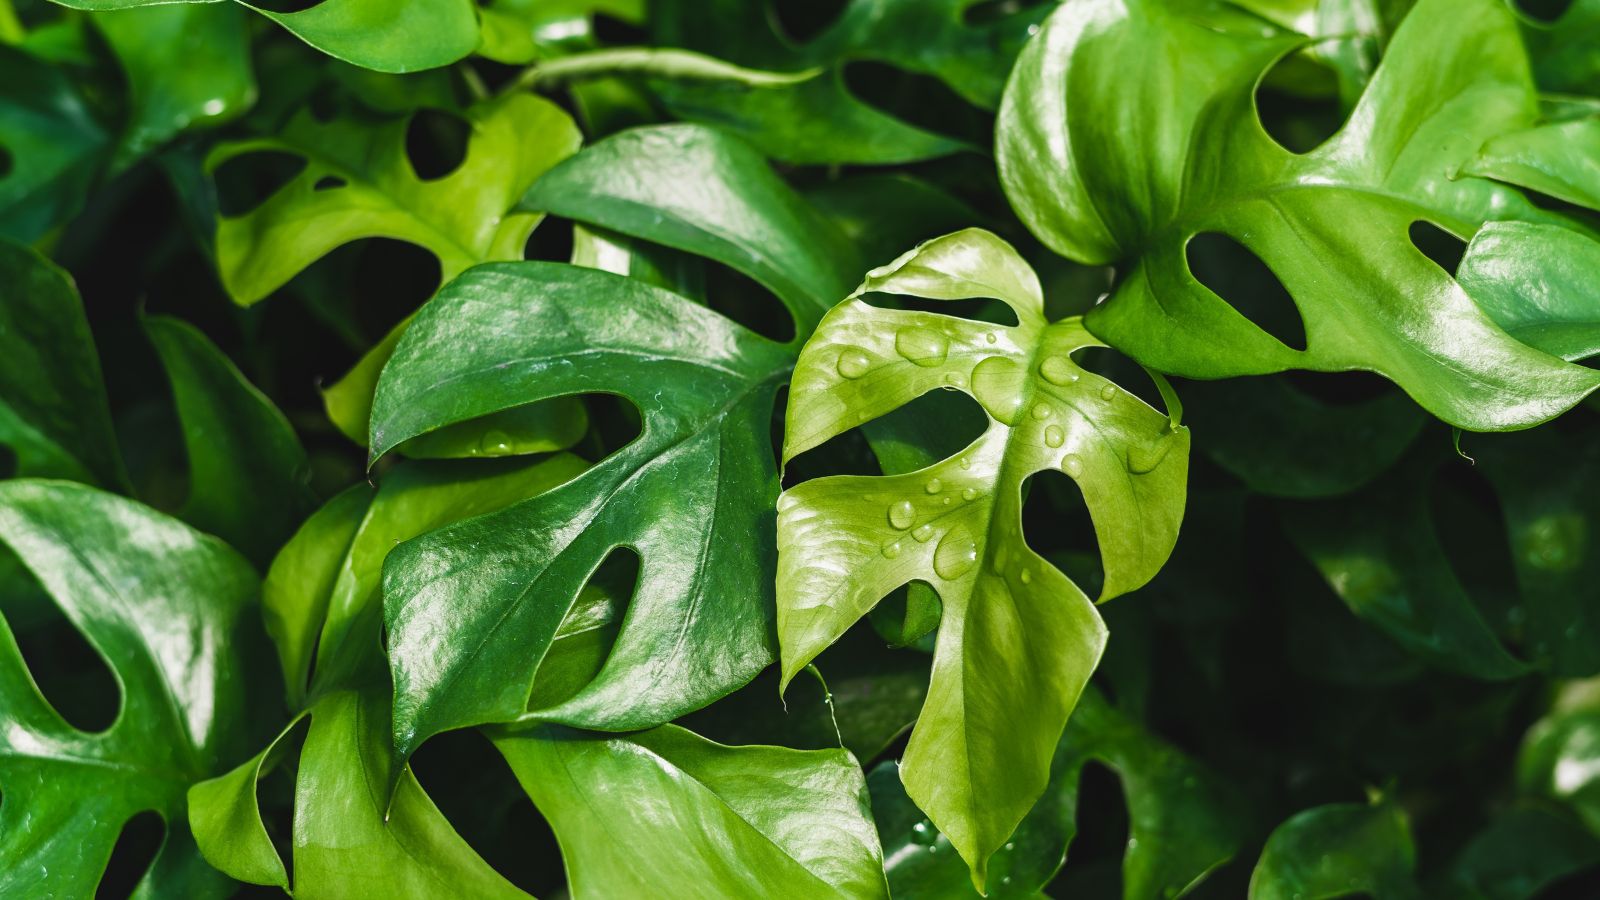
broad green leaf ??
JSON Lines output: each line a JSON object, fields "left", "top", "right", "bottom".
{"left": 206, "top": 92, "right": 581, "bottom": 442}
{"left": 49, "top": 0, "right": 479, "bottom": 73}
{"left": 492, "top": 723, "right": 889, "bottom": 899}
{"left": 871, "top": 688, "right": 1244, "bottom": 899}
{"left": 193, "top": 687, "right": 528, "bottom": 899}
{"left": 0, "top": 44, "right": 109, "bottom": 242}
{"left": 1441, "top": 806, "right": 1600, "bottom": 900}
{"left": 998, "top": 0, "right": 1600, "bottom": 431}
{"left": 1249, "top": 799, "right": 1420, "bottom": 900}
{"left": 0, "top": 480, "right": 257, "bottom": 898}
{"left": 92, "top": 3, "right": 255, "bottom": 166}
{"left": 1519, "top": 682, "right": 1600, "bottom": 838}
{"left": 476, "top": 0, "right": 644, "bottom": 65}
{"left": 1518, "top": 0, "right": 1600, "bottom": 95}
{"left": 0, "top": 239, "right": 125, "bottom": 487}
{"left": 1464, "top": 117, "right": 1600, "bottom": 214}
{"left": 371, "top": 262, "right": 793, "bottom": 759}
{"left": 144, "top": 314, "right": 316, "bottom": 568}
{"left": 649, "top": 0, "right": 1047, "bottom": 164}
{"left": 778, "top": 229, "right": 1189, "bottom": 885}
{"left": 1458, "top": 222, "right": 1600, "bottom": 362}
{"left": 523, "top": 123, "right": 858, "bottom": 336}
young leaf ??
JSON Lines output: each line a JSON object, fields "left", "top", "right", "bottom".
{"left": 492, "top": 723, "right": 890, "bottom": 899}
{"left": 48, "top": 0, "right": 479, "bottom": 74}
{"left": 144, "top": 314, "right": 316, "bottom": 568}
{"left": 0, "top": 480, "right": 258, "bottom": 898}
{"left": 207, "top": 93, "right": 582, "bottom": 442}
{"left": 0, "top": 239, "right": 125, "bottom": 488}
{"left": 998, "top": 0, "right": 1600, "bottom": 430}
{"left": 1248, "top": 799, "right": 1420, "bottom": 900}
{"left": 371, "top": 262, "right": 793, "bottom": 760}
{"left": 778, "top": 229, "right": 1189, "bottom": 885}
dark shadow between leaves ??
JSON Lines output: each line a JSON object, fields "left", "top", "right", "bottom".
{"left": 1429, "top": 459, "right": 1521, "bottom": 650}
{"left": 405, "top": 109, "right": 471, "bottom": 182}
{"left": 1069, "top": 346, "right": 1167, "bottom": 414}
{"left": 1254, "top": 45, "right": 1347, "bottom": 155}
{"left": 213, "top": 151, "right": 307, "bottom": 218}
{"left": 577, "top": 393, "right": 644, "bottom": 465}
{"left": 97, "top": 810, "right": 165, "bottom": 899}
{"left": 1409, "top": 220, "right": 1468, "bottom": 277}
{"left": 0, "top": 144, "right": 12, "bottom": 179}
{"left": 1, "top": 544, "right": 121, "bottom": 734}
{"left": 1185, "top": 232, "right": 1307, "bottom": 351}
{"left": 773, "top": 0, "right": 849, "bottom": 43}
{"left": 1021, "top": 468, "right": 1104, "bottom": 598}
{"left": 842, "top": 62, "right": 993, "bottom": 148}
{"left": 963, "top": 0, "right": 1052, "bottom": 25}
{"left": 1047, "top": 761, "right": 1129, "bottom": 897}
{"left": 1517, "top": 0, "right": 1577, "bottom": 22}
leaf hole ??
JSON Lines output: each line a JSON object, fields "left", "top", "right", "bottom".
{"left": 1517, "top": 0, "right": 1577, "bottom": 22}
{"left": 212, "top": 151, "right": 307, "bottom": 218}
{"left": 580, "top": 393, "right": 644, "bottom": 463}
{"left": 343, "top": 239, "right": 443, "bottom": 342}
{"left": 1185, "top": 232, "right": 1307, "bottom": 351}
{"left": 842, "top": 61, "right": 993, "bottom": 147}
{"left": 1282, "top": 370, "right": 1398, "bottom": 407}
{"left": 782, "top": 388, "right": 987, "bottom": 488}
{"left": 701, "top": 260, "right": 795, "bottom": 343}
{"left": 592, "top": 12, "right": 647, "bottom": 43}
{"left": 0, "top": 144, "right": 11, "bottom": 179}
{"left": 97, "top": 810, "right": 166, "bottom": 898}
{"left": 0, "top": 444, "right": 15, "bottom": 479}
{"left": 1069, "top": 346, "right": 1167, "bottom": 414}
{"left": 405, "top": 109, "right": 471, "bottom": 181}
{"left": 1021, "top": 468, "right": 1103, "bottom": 598}
{"left": 1409, "top": 221, "right": 1468, "bottom": 277}
{"left": 773, "top": 0, "right": 848, "bottom": 43}
{"left": 523, "top": 219, "right": 575, "bottom": 262}
{"left": 249, "top": 0, "right": 324, "bottom": 12}
{"left": 311, "top": 175, "right": 346, "bottom": 192}
{"left": 858, "top": 291, "right": 1020, "bottom": 328}
{"left": 963, "top": 0, "right": 1052, "bottom": 26}
{"left": 1050, "top": 761, "right": 1130, "bottom": 895}
{"left": 1, "top": 545, "right": 122, "bottom": 734}
{"left": 868, "top": 580, "right": 942, "bottom": 648}
{"left": 1254, "top": 46, "right": 1347, "bottom": 154}
{"left": 409, "top": 728, "right": 563, "bottom": 896}
{"left": 528, "top": 547, "right": 632, "bottom": 710}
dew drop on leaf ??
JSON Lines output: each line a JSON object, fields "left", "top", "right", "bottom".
{"left": 1044, "top": 424, "right": 1065, "bottom": 448}
{"left": 971, "top": 355, "right": 1026, "bottom": 424}
{"left": 1062, "top": 454, "right": 1083, "bottom": 477}
{"left": 895, "top": 326, "right": 950, "bottom": 367}
{"left": 1100, "top": 383, "right": 1117, "bottom": 400}
{"left": 925, "top": 478, "right": 943, "bottom": 494}
{"left": 882, "top": 540, "right": 902, "bottom": 559}
{"left": 962, "top": 488, "right": 977, "bottom": 501}
{"left": 933, "top": 529, "right": 978, "bottom": 580}
{"left": 913, "top": 524, "right": 935, "bottom": 542}
{"left": 1039, "top": 355, "right": 1078, "bottom": 385}
{"left": 888, "top": 500, "right": 915, "bottom": 530}
{"left": 478, "top": 428, "right": 513, "bottom": 455}
{"left": 836, "top": 348, "right": 872, "bottom": 379}
{"left": 1031, "top": 402, "right": 1052, "bottom": 420}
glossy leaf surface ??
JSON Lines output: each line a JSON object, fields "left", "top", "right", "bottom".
{"left": 779, "top": 229, "right": 1188, "bottom": 885}
{"left": 1248, "top": 800, "right": 1419, "bottom": 899}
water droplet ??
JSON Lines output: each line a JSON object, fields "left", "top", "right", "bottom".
{"left": 962, "top": 488, "right": 977, "bottom": 501}
{"left": 925, "top": 478, "right": 943, "bottom": 494}
{"left": 895, "top": 326, "right": 950, "bottom": 367}
{"left": 926, "top": 844, "right": 939, "bottom": 854}
{"left": 911, "top": 821, "right": 935, "bottom": 845}
{"left": 958, "top": 456, "right": 971, "bottom": 470}
{"left": 1127, "top": 431, "right": 1177, "bottom": 474}
{"left": 1003, "top": 842, "right": 1015, "bottom": 851}
{"left": 478, "top": 429, "right": 513, "bottom": 456}
{"left": 882, "top": 540, "right": 902, "bottom": 559}
{"left": 888, "top": 500, "right": 915, "bottom": 530}
{"left": 1039, "top": 355, "right": 1078, "bottom": 385}
{"left": 836, "top": 348, "right": 871, "bottom": 379}
{"left": 943, "top": 371, "right": 967, "bottom": 388}
{"left": 933, "top": 528, "right": 978, "bottom": 580}
{"left": 1019, "top": 568, "right": 1033, "bottom": 584}
{"left": 1099, "top": 383, "right": 1117, "bottom": 400}
{"left": 1031, "top": 403, "right": 1052, "bottom": 420}
{"left": 1044, "top": 424, "right": 1065, "bottom": 448}
{"left": 971, "top": 356, "right": 1025, "bottom": 424}
{"left": 913, "top": 524, "right": 935, "bottom": 542}
{"left": 985, "top": 332, "right": 997, "bottom": 344}
{"left": 942, "top": 497, "right": 952, "bottom": 506}
{"left": 1062, "top": 454, "right": 1083, "bottom": 477}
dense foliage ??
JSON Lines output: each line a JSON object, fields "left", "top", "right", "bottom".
{"left": 0, "top": 0, "right": 1597, "bottom": 896}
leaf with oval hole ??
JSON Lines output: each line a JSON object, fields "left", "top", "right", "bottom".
{"left": 778, "top": 229, "right": 1189, "bottom": 887}
{"left": 1248, "top": 799, "right": 1420, "bottom": 900}
{"left": 50, "top": 0, "right": 479, "bottom": 73}
{"left": 998, "top": 0, "right": 1600, "bottom": 431}
{"left": 0, "top": 480, "right": 258, "bottom": 898}
{"left": 206, "top": 92, "right": 581, "bottom": 444}
{"left": 871, "top": 687, "right": 1245, "bottom": 899}
{"left": 144, "top": 314, "right": 316, "bottom": 568}
{"left": 371, "top": 262, "right": 794, "bottom": 767}
{"left": 647, "top": 0, "right": 1049, "bottom": 164}
{"left": 491, "top": 722, "right": 889, "bottom": 899}
{"left": 0, "top": 239, "right": 125, "bottom": 488}
{"left": 0, "top": 44, "right": 110, "bottom": 242}
{"left": 91, "top": 3, "right": 255, "bottom": 166}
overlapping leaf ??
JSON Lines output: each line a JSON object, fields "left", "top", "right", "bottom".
{"left": 998, "top": 0, "right": 1600, "bottom": 430}
{"left": 0, "top": 44, "right": 109, "bottom": 243}
{"left": 778, "top": 228, "right": 1188, "bottom": 885}
{"left": 0, "top": 480, "right": 258, "bottom": 898}
{"left": 1248, "top": 799, "right": 1420, "bottom": 900}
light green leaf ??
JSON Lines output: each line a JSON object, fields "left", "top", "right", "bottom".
{"left": 1458, "top": 221, "right": 1600, "bottom": 362}
{"left": 1519, "top": 683, "right": 1600, "bottom": 839}
{"left": 778, "top": 229, "right": 1189, "bottom": 886}
{"left": 206, "top": 92, "right": 581, "bottom": 442}
{"left": 371, "top": 262, "right": 793, "bottom": 760}
{"left": 144, "top": 314, "right": 316, "bottom": 568}
{"left": 492, "top": 723, "right": 889, "bottom": 899}
{"left": 92, "top": 3, "right": 255, "bottom": 166}
{"left": 1248, "top": 799, "right": 1420, "bottom": 900}
{"left": 0, "top": 239, "right": 125, "bottom": 488}
{"left": 476, "top": 0, "right": 644, "bottom": 65}
{"left": 50, "top": 0, "right": 479, "bottom": 73}
{"left": 1464, "top": 117, "right": 1600, "bottom": 213}
{"left": 0, "top": 479, "right": 257, "bottom": 898}
{"left": 998, "top": 0, "right": 1600, "bottom": 430}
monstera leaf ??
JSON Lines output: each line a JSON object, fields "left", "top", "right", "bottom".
{"left": 207, "top": 92, "right": 582, "bottom": 443}
{"left": 649, "top": 0, "right": 1049, "bottom": 164}
{"left": 493, "top": 723, "right": 889, "bottom": 899}
{"left": 1248, "top": 799, "right": 1420, "bottom": 900}
{"left": 871, "top": 688, "right": 1245, "bottom": 899}
{"left": 777, "top": 229, "right": 1189, "bottom": 885}
{"left": 191, "top": 454, "right": 591, "bottom": 897}
{"left": 998, "top": 0, "right": 1600, "bottom": 431}
{"left": 0, "top": 44, "right": 110, "bottom": 242}
{"left": 0, "top": 480, "right": 258, "bottom": 898}
{"left": 47, "top": 0, "right": 479, "bottom": 73}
